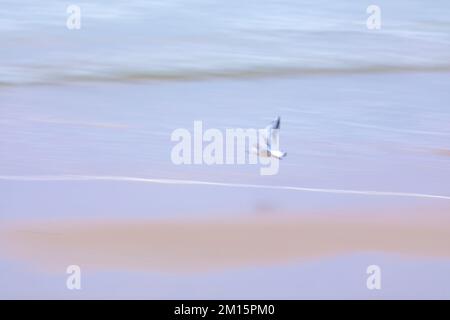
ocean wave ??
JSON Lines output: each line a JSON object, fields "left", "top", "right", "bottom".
{"left": 2, "top": 0, "right": 450, "bottom": 86}
{"left": 2, "top": 64, "right": 450, "bottom": 87}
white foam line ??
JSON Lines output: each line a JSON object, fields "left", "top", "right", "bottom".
{"left": 0, "top": 175, "right": 449, "bottom": 200}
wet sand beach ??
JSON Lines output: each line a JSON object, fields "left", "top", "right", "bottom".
{"left": 1, "top": 0, "right": 450, "bottom": 298}
{"left": 1, "top": 207, "right": 449, "bottom": 273}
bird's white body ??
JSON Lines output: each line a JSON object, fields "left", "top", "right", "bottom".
{"left": 269, "top": 149, "right": 287, "bottom": 159}
{"left": 252, "top": 116, "right": 287, "bottom": 160}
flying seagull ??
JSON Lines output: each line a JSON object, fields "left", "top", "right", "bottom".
{"left": 252, "top": 116, "right": 287, "bottom": 159}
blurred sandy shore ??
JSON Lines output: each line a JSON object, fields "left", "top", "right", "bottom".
{"left": 1, "top": 208, "right": 449, "bottom": 273}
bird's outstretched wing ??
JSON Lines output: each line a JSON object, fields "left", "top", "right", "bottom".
{"left": 263, "top": 116, "right": 281, "bottom": 149}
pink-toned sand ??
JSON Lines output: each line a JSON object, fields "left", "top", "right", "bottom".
{"left": 1, "top": 208, "right": 449, "bottom": 273}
